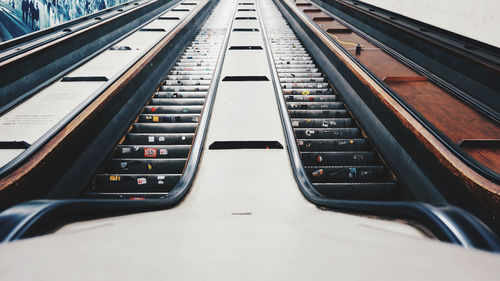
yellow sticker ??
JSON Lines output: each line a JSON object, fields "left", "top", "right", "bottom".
{"left": 153, "top": 116, "right": 159, "bottom": 122}
{"left": 147, "top": 164, "right": 153, "bottom": 171}
{"left": 350, "top": 139, "right": 354, "bottom": 144}
{"left": 307, "top": 119, "right": 311, "bottom": 122}
{"left": 302, "top": 90, "right": 310, "bottom": 95}
{"left": 109, "top": 175, "right": 121, "bottom": 181}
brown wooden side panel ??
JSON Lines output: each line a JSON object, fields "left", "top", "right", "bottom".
{"left": 462, "top": 147, "right": 500, "bottom": 174}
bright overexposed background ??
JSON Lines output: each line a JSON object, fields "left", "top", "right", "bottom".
{"left": 362, "top": 0, "right": 500, "bottom": 48}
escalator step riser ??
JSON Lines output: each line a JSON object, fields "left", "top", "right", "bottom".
{"left": 166, "top": 75, "right": 213, "bottom": 80}
{"left": 108, "top": 159, "right": 186, "bottom": 174}
{"left": 289, "top": 109, "right": 347, "bottom": 118}
{"left": 155, "top": 92, "right": 207, "bottom": 98}
{"left": 305, "top": 166, "right": 387, "bottom": 182}
{"left": 301, "top": 152, "right": 374, "bottom": 165}
{"left": 169, "top": 70, "right": 212, "bottom": 75}
{"left": 138, "top": 114, "right": 199, "bottom": 123}
{"left": 291, "top": 118, "right": 352, "bottom": 128}
{"left": 126, "top": 134, "right": 194, "bottom": 145}
{"left": 149, "top": 98, "right": 206, "bottom": 105}
{"left": 164, "top": 80, "right": 211, "bottom": 86}
{"left": 282, "top": 83, "right": 329, "bottom": 89}
{"left": 279, "top": 73, "right": 322, "bottom": 78}
{"left": 94, "top": 174, "right": 181, "bottom": 192}
{"left": 297, "top": 139, "right": 368, "bottom": 151}
{"left": 114, "top": 145, "right": 190, "bottom": 158}
{"left": 312, "top": 182, "right": 400, "bottom": 201}
{"left": 285, "top": 95, "right": 337, "bottom": 102}
{"left": 283, "top": 89, "right": 333, "bottom": 95}
{"left": 161, "top": 85, "right": 209, "bottom": 92}
{"left": 144, "top": 106, "right": 203, "bottom": 114}
{"left": 280, "top": 78, "right": 325, "bottom": 83}
{"left": 287, "top": 102, "right": 343, "bottom": 110}
{"left": 132, "top": 123, "right": 198, "bottom": 133}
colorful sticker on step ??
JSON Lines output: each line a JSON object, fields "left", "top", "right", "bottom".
{"left": 312, "top": 169, "right": 324, "bottom": 177}
{"left": 148, "top": 136, "right": 155, "bottom": 143}
{"left": 109, "top": 175, "right": 121, "bottom": 182}
{"left": 144, "top": 148, "right": 157, "bottom": 158}
{"left": 157, "top": 176, "right": 165, "bottom": 185}
{"left": 121, "top": 147, "right": 131, "bottom": 154}
{"left": 349, "top": 168, "right": 357, "bottom": 178}
{"left": 137, "top": 178, "right": 147, "bottom": 185}
{"left": 159, "top": 149, "right": 168, "bottom": 156}
{"left": 301, "top": 90, "right": 310, "bottom": 95}
{"left": 153, "top": 116, "right": 160, "bottom": 122}
{"left": 120, "top": 162, "right": 128, "bottom": 170}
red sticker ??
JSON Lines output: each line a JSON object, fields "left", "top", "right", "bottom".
{"left": 144, "top": 148, "right": 157, "bottom": 158}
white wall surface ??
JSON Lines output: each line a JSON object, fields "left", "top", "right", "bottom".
{"left": 361, "top": 0, "right": 500, "bottom": 47}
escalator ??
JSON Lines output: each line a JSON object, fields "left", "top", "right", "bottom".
{"left": 265, "top": 0, "right": 401, "bottom": 201}
{"left": 87, "top": 27, "right": 225, "bottom": 199}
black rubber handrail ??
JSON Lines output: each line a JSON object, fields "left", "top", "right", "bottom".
{"left": 0, "top": 0, "right": 234, "bottom": 242}
{"left": 286, "top": 0, "right": 500, "bottom": 185}
{"left": 258, "top": 0, "right": 500, "bottom": 252}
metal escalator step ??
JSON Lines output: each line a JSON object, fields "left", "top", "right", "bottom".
{"left": 301, "top": 151, "right": 374, "bottom": 165}
{"left": 297, "top": 139, "right": 368, "bottom": 151}
{"left": 275, "top": 57, "right": 312, "bottom": 62}
{"left": 149, "top": 98, "right": 206, "bottom": 105}
{"left": 279, "top": 72, "right": 322, "bottom": 78}
{"left": 291, "top": 118, "right": 352, "bottom": 128}
{"left": 114, "top": 145, "right": 190, "bottom": 158}
{"left": 143, "top": 105, "right": 203, "bottom": 114}
{"left": 287, "top": 102, "right": 343, "bottom": 110}
{"left": 132, "top": 123, "right": 198, "bottom": 133}
{"left": 125, "top": 133, "right": 194, "bottom": 145}
{"left": 305, "top": 165, "right": 387, "bottom": 182}
{"left": 94, "top": 174, "right": 181, "bottom": 192}
{"left": 164, "top": 80, "right": 211, "bottom": 86}
{"left": 108, "top": 158, "right": 186, "bottom": 174}
{"left": 294, "top": 127, "right": 360, "bottom": 138}
{"left": 293, "top": 128, "right": 361, "bottom": 139}
{"left": 84, "top": 192, "right": 168, "bottom": 199}
{"left": 166, "top": 74, "right": 213, "bottom": 80}
{"left": 275, "top": 60, "right": 313, "bottom": 65}
{"left": 282, "top": 83, "right": 329, "bottom": 89}
{"left": 160, "top": 85, "right": 209, "bottom": 92}
{"left": 280, "top": 77, "right": 325, "bottom": 83}
{"left": 155, "top": 91, "right": 207, "bottom": 98}
{"left": 138, "top": 114, "right": 199, "bottom": 123}
{"left": 312, "top": 182, "right": 400, "bottom": 200}
{"left": 289, "top": 109, "right": 347, "bottom": 118}
{"left": 169, "top": 70, "right": 213, "bottom": 75}
{"left": 283, "top": 88, "right": 333, "bottom": 95}
{"left": 176, "top": 62, "right": 215, "bottom": 67}
{"left": 285, "top": 95, "right": 337, "bottom": 102}
{"left": 277, "top": 68, "right": 319, "bottom": 73}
